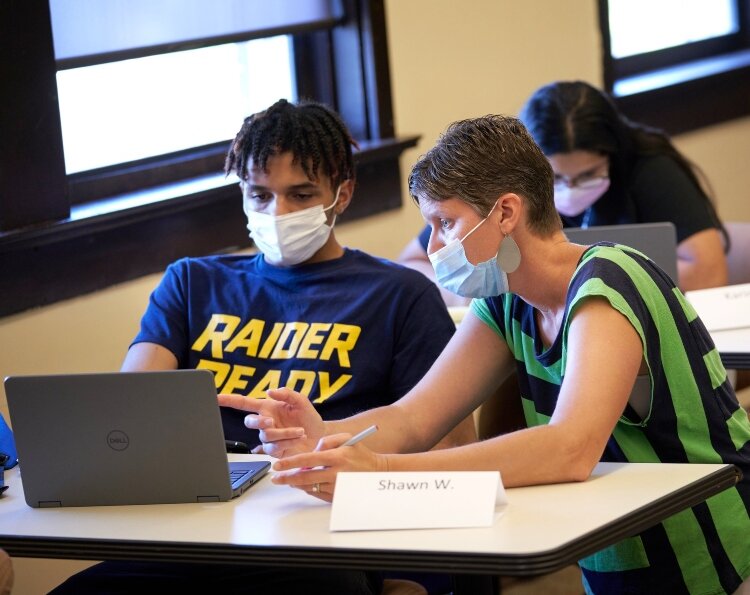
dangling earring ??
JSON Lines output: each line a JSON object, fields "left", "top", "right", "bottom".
{"left": 497, "top": 233, "right": 521, "bottom": 273}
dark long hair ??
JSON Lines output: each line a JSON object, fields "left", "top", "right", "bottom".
{"left": 520, "top": 81, "right": 727, "bottom": 248}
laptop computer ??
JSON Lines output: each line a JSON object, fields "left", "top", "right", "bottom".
{"left": 4, "top": 369, "right": 270, "bottom": 508}
{"left": 565, "top": 222, "right": 678, "bottom": 282}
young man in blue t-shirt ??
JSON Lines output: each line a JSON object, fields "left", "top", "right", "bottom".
{"left": 51, "top": 100, "right": 473, "bottom": 595}
{"left": 121, "top": 98, "right": 470, "bottom": 453}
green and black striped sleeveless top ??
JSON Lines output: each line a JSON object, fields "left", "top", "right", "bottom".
{"left": 473, "top": 243, "right": 750, "bottom": 595}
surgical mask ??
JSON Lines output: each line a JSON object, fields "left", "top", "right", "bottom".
{"left": 244, "top": 188, "right": 340, "bottom": 266}
{"left": 554, "top": 177, "right": 610, "bottom": 217}
{"left": 428, "top": 207, "right": 517, "bottom": 298}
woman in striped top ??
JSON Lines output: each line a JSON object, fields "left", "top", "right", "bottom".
{"left": 228, "top": 114, "right": 750, "bottom": 595}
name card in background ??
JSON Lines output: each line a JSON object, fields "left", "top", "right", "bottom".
{"left": 685, "top": 283, "right": 750, "bottom": 331}
{"left": 330, "top": 471, "right": 506, "bottom": 532}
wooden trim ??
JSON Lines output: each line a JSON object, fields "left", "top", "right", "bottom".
{"left": 0, "top": 1, "right": 68, "bottom": 231}
{"left": 0, "top": 136, "right": 419, "bottom": 318}
{"left": 357, "top": 0, "right": 396, "bottom": 139}
{"left": 67, "top": 143, "right": 230, "bottom": 206}
{"left": 599, "top": 0, "right": 750, "bottom": 134}
{"left": 614, "top": 62, "right": 750, "bottom": 136}
{"left": 612, "top": 35, "right": 744, "bottom": 80}
{"left": 56, "top": 20, "right": 340, "bottom": 70}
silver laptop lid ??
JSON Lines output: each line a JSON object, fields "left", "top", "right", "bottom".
{"left": 565, "top": 222, "right": 678, "bottom": 283}
{"left": 5, "top": 370, "right": 244, "bottom": 507}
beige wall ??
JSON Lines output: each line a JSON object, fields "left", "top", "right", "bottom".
{"left": 672, "top": 118, "right": 750, "bottom": 221}
{"left": 4, "top": 0, "right": 750, "bottom": 418}
{"left": 338, "top": 0, "right": 750, "bottom": 252}
{"left": 3, "top": 3, "right": 750, "bottom": 589}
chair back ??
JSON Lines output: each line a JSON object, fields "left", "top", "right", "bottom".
{"left": 726, "top": 221, "right": 750, "bottom": 285}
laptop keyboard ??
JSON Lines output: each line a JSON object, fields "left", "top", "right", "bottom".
{"left": 230, "top": 469, "right": 250, "bottom": 487}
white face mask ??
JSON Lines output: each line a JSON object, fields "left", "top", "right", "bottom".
{"left": 554, "top": 177, "right": 610, "bottom": 217}
{"left": 244, "top": 187, "right": 340, "bottom": 266}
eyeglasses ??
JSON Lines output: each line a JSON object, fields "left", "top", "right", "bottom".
{"left": 553, "top": 160, "right": 609, "bottom": 190}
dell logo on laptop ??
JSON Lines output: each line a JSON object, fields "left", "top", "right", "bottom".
{"left": 107, "top": 430, "right": 130, "bottom": 451}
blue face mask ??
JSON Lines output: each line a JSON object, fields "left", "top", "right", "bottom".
{"left": 428, "top": 211, "right": 513, "bottom": 298}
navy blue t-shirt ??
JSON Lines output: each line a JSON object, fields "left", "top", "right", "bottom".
{"left": 417, "top": 225, "right": 432, "bottom": 252}
{"left": 133, "top": 249, "right": 455, "bottom": 447}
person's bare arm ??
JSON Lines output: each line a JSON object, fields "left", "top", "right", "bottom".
{"left": 677, "top": 228, "right": 728, "bottom": 291}
{"left": 223, "top": 310, "right": 513, "bottom": 456}
{"left": 273, "top": 297, "right": 643, "bottom": 493}
{"left": 316, "top": 310, "right": 513, "bottom": 453}
{"left": 431, "top": 413, "right": 478, "bottom": 449}
{"left": 381, "top": 298, "right": 642, "bottom": 485}
{"left": 0, "top": 549, "right": 13, "bottom": 595}
{"left": 121, "top": 342, "right": 178, "bottom": 371}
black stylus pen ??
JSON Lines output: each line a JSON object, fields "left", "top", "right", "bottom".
{"left": 225, "top": 439, "right": 250, "bottom": 454}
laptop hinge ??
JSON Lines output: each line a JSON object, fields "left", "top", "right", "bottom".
{"left": 197, "top": 495, "right": 221, "bottom": 502}
{"left": 38, "top": 501, "right": 62, "bottom": 508}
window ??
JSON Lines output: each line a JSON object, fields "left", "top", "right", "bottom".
{"left": 599, "top": 0, "right": 750, "bottom": 134}
{"left": 608, "top": 0, "right": 738, "bottom": 60}
{"left": 58, "top": 36, "right": 295, "bottom": 174}
{"left": 0, "top": 1, "right": 416, "bottom": 317}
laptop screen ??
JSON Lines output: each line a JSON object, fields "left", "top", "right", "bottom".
{"left": 565, "top": 222, "right": 678, "bottom": 283}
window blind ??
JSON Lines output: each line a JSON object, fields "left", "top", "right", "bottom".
{"left": 50, "top": 0, "right": 343, "bottom": 68}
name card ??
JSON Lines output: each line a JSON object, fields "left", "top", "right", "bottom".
{"left": 686, "top": 283, "right": 750, "bottom": 331}
{"left": 330, "top": 471, "right": 506, "bottom": 532}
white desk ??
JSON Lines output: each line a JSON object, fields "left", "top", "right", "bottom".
{"left": 0, "top": 457, "right": 739, "bottom": 588}
{"left": 686, "top": 283, "right": 750, "bottom": 369}
{"left": 712, "top": 328, "right": 750, "bottom": 369}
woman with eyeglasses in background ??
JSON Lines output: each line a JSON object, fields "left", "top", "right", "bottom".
{"left": 518, "top": 80, "right": 728, "bottom": 292}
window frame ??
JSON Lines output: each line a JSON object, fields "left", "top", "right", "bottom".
{"left": 0, "top": 0, "right": 417, "bottom": 318}
{"left": 598, "top": 0, "right": 750, "bottom": 135}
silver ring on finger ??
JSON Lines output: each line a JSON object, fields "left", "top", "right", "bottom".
{"left": 312, "top": 483, "right": 320, "bottom": 493}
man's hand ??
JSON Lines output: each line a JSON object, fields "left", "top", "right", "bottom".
{"left": 217, "top": 388, "right": 326, "bottom": 458}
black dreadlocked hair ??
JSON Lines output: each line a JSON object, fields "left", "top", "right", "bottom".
{"left": 224, "top": 98, "right": 359, "bottom": 189}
